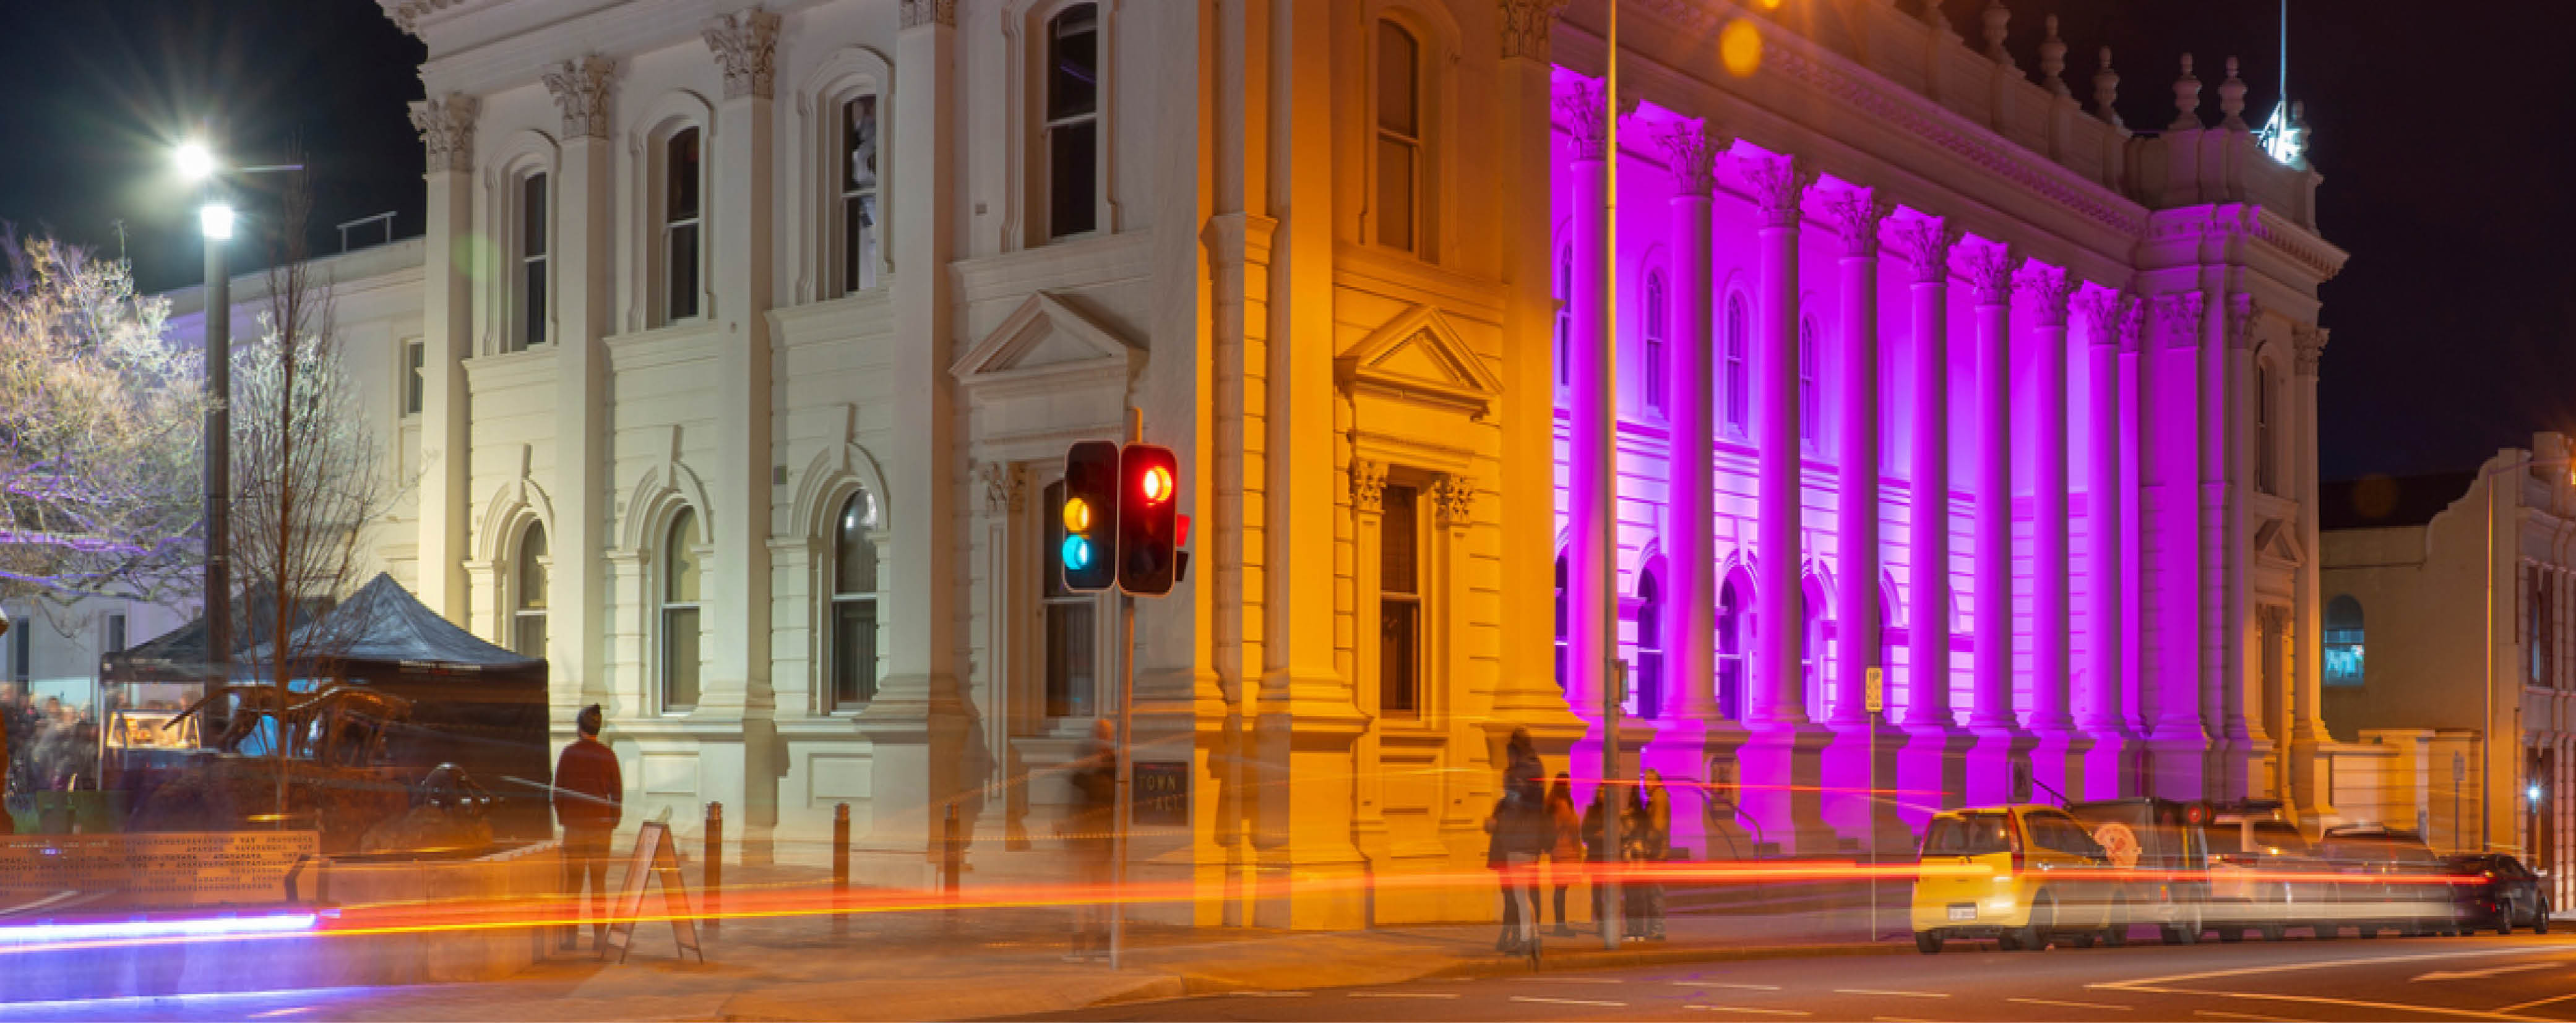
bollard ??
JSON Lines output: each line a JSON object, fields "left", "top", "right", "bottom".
{"left": 832, "top": 802, "right": 851, "bottom": 937}
{"left": 704, "top": 801, "right": 723, "bottom": 934}
{"left": 942, "top": 803, "right": 962, "bottom": 897}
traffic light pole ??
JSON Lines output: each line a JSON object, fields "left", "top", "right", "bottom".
{"left": 1109, "top": 590, "right": 1134, "bottom": 970}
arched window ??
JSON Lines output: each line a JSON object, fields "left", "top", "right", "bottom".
{"left": 830, "top": 490, "right": 881, "bottom": 709}
{"left": 1798, "top": 318, "right": 1820, "bottom": 449}
{"left": 1634, "top": 571, "right": 1663, "bottom": 720}
{"left": 2531, "top": 569, "right": 2555, "bottom": 689}
{"left": 838, "top": 93, "right": 882, "bottom": 294}
{"left": 2323, "top": 594, "right": 2364, "bottom": 687}
{"left": 2255, "top": 362, "right": 2278, "bottom": 494}
{"left": 1043, "top": 3, "right": 1102, "bottom": 240}
{"left": 512, "top": 523, "right": 547, "bottom": 659}
{"left": 659, "top": 127, "right": 704, "bottom": 323}
{"left": 512, "top": 171, "right": 548, "bottom": 350}
{"left": 1724, "top": 294, "right": 1749, "bottom": 436}
{"left": 1374, "top": 20, "right": 1421, "bottom": 254}
{"left": 1717, "top": 575, "right": 1745, "bottom": 719}
{"left": 1555, "top": 247, "right": 1573, "bottom": 390}
{"left": 1041, "top": 479, "right": 1096, "bottom": 717}
{"left": 661, "top": 508, "right": 703, "bottom": 711}
{"left": 1644, "top": 272, "right": 1669, "bottom": 414}
{"left": 1553, "top": 554, "right": 1569, "bottom": 691}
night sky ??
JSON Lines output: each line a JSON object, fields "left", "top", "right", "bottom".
{"left": 0, "top": 0, "right": 2562, "bottom": 482}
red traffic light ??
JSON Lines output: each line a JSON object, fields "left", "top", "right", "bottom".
{"left": 1118, "top": 444, "right": 1180, "bottom": 596}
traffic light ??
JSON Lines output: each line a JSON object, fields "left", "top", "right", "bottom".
{"left": 1059, "top": 440, "right": 1121, "bottom": 591}
{"left": 1117, "top": 443, "right": 1179, "bottom": 595}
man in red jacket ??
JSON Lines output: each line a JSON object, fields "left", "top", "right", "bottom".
{"left": 554, "top": 704, "right": 622, "bottom": 951}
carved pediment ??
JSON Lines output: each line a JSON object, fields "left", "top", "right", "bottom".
{"left": 2252, "top": 516, "right": 2306, "bottom": 566}
{"left": 949, "top": 291, "right": 1144, "bottom": 396}
{"left": 1335, "top": 304, "right": 1503, "bottom": 418}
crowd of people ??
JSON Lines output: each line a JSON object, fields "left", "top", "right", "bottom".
{"left": 1487, "top": 727, "right": 1671, "bottom": 956}
{"left": 2, "top": 688, "right": 98, "bottom": 797}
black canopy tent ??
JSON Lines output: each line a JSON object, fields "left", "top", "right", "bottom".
{"left": 107, "top": 574, "right": 556, "bottom": 841}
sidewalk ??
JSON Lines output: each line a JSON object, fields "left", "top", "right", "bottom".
{"left": 0, "top": 863, "right": 1912, "bottom": 1021}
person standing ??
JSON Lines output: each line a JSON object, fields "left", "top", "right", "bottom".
{"left": 1625, "top": 769, "right": 1671, "bottom": 941}
{"left": 1486, "top": 727, "right": 1546, "bottom": 954}
{"left": 553, "top": 704, "right": 622, "bottom": 951}
{"left": 1545, "top": 774, "right": 1583, "bottom": 936}
{"left": 1061, "top": 718, "right": 1118, "bottom": 961}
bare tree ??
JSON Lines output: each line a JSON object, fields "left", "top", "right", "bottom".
{"left": 228, "top": 165, "right": 400, "bottom": 821}
{"left": 0, "top": 233, "right": 204, "bottom": 614}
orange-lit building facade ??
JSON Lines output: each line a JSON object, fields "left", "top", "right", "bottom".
{"left": 372, "top": 0, "right": 2345, "bottom": 928}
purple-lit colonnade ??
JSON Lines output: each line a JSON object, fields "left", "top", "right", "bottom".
{"left": 1545, "top": 50, "right": 2342, "bottom": 856}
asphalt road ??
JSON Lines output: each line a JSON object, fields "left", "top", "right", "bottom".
{"left": 1017, "top": 933, "right": 2576, "bottom": 1021}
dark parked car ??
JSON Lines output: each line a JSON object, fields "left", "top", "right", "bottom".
{"left": 2443, "top": 853, "right": 2552, "bottom": 935}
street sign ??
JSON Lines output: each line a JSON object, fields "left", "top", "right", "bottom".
{"left": 1864, "top": 666, "right": 1884, "bottom": 714}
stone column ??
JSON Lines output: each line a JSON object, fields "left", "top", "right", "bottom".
{"left": 2287, "top": 325, "right": 2336, "bottom": 823}
{"left": 2219, "top": 294, "right": 2262, "bottom": 798}
{"left": 1735, "top": 150, "right": 1829, "bottom": 850}
{"left": 2018, "top": 261, "right": 2086, "bottom": 798}
{"left": 1558, "top": 79, "right": 1614, "bottom": 766}
{"left": 1956, "top": 238, "right": 2026, "bottom": 805}
{"left": 1645, "top": 121, "right": 1726, "bottom": 856}
{"left": 1887, "top": 215, "right": 1966, "bottom": 828}
{"left": 2075, "top": 285, "right": 2132, "bottom": 797}
{"left": 541, "top": 58, "right": 618, "bottom": 740}
{"left": 1820, "top": 187, "right": 1900, "bottom": 847}
{"left": 408, "top": 94, "right": 476, "bottom": 625}
{"left": 2145, "top": 291, "right": 2209, "bottom": 799}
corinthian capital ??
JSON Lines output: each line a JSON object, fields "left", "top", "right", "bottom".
{"left": 1498, "top": 0, "right": 1570, "bottom": 62}
{"left": 1818, "top": 186, "right": 1893, "bottom": 258}
{"left": 900, "top": 0, "right": 957, "bottom": 28}
{"left": 407, "top": 93, "right": 479, "bottom": 174}
{"left": 2294, "top": 325, "right": 2327, "bottom": 375}
{"left": 542, "top": 56, "right": 618, "bottom": 140}
{"left": 1655, "top": 120, "right": 1727, "bottom": 199}
{"left": 2226, "top": 293, "right": 2261, "bottom": 351}
{"left": 1432, "top": 474, "right": 1477, "bottom": 527}
{"left": 1556, "top": 79, "right": 1610, "bottom": 162}
{"left": 2074, "top": 283, "right": 2126, "bottom": 346}
{"left": 2012, "top": 261, "right": 2074, "bottom": 327}
{"left": 2152, "top": 291, "right": 2205, "bottom": 348}
{"left": 1951, "top": 238, "right": 2018, "bottom": 306}
{"left": 1884, "top": 214, "right": 1958, "bottom": 285}
{"left": 1736, "top": 152, "right": 1811, "bottom": 229}
{"left": 1351, "top": 460, "right": 1388, "bottom": 513}
{"left": 701, "top": 7, "right": 783, "bottom": 101}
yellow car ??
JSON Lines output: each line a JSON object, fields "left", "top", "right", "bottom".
{"left": 1911, "top": 804, "right": 2114, "bottom": 953}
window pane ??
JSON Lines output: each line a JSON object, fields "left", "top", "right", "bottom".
{"left": 1376, "top": 22, "right": 1417, "bottom": 136}
{"left": 844, "top": 95, "right": 879, "bottom": 192}
{"left": 1375, "top": 137, "right": 1414, "bottom": 253}
{"left": 523, "top": 261, "right": 548, "bottom": 347}
{"left": 518, "top": 526, "right": 547, "bottom": 610}
{"left": 404, "top": 341, "right": 424, "bottom": 415}
{"left": 1380, "top": 600, "right": 1418, "bottom": 714}
{"left": 513, "top": 613, "right": 548, "bottom": 660}
{"left": 663, "top": 606, "right": 700, "bottom": 709}
{"left": 105, "top": 614, "right": 125, "bottom": 654}
{"left": 523, "top": 173, "right": 548, "bottom": 258}
{"left": 843, "top": 191, "right": 878, "bottom": 293}
{"left": 668, "top": 222, "right": 700, "bottom": 320}
{"left": 1046, "top": 602, "right": 1095, "bottom": 718}
{"left": 844, "top": 600, "right": 881, "bottom": 709}
{"left": 1047, "top": 6, "right": 1100, "bottom": 121}
{"left": 666, "top": 509, "right": 700, "bottom": 603}
{"left": 837, "top": 492, "right": 877, "bottom": 594}
{"left": 666, "top": 129, "right": 700, "bottom": 221}
{"left": 1049, "top": 122, "right": 1097, "bottom": 238}
{"left": 1381, "top": 485, "right": 1417, "bottom": 594}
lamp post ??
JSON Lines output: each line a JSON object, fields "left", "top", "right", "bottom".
{"left": 177, "top": 139, "right": 233, "bottom": 698}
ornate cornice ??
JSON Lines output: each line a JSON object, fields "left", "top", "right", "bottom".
{"left": 541, "top": 56, "right": 618, "bottom": 140}
{"left": 1884, "top": 215, "right": 1959, "bottom": 285}
{"left": 2013, "top": 262, "right": 2074, "bottom": 327}
{"left": 701, "top": 8, "right": 783, "bottom": 101}
{"left": 1555, "top": 79, "right": 1609, "bottom": 162}
{"left": 1432, "top": 475, "right": 1476, "bottom": 527}
{"left": 900, "top": 0, "right": 957, "bottom": 28}
{"left": 1951, "top": 239, "right": 2017, "bottom": 306}
{"left": 2152, "top": 291, "right": 2205, "bottom": 349}
{"left": 1655, "top": 120, "right": 1726, "bottom": 199}
{"left": 407, "top": 93, "right": 479, "bottom": 174}
{"left": 1351, "top": 460, "right": 1388, "bottom": 514}
{"left": 384, "top": 0, "right": 468, "bottom": 36}
{"left": 1736, "top": 152, "right": 1811, "bottom": 229}
{"left": 1498, "top": 0, "right": 1569, "bottom": 63}
{"left": 2074, "top": 283, "right": 2126, "bottom": 346}
{"left": 1818, "top": 186, "right": 1893, "bottom": 258}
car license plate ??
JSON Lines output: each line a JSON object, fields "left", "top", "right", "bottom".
{"left": 1947, "top": 904, "right": 1976, "bottom": 922}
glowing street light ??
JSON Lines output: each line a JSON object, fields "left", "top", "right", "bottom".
{"left": 197, "top": 201, "right": 235, "bottom": 240}
{"left": 174, "top": 140, "right": 217, "bottom": 182}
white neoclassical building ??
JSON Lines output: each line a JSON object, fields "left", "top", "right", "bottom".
{"left": 264, "top": 0, "right": 2364, "bottom": 928}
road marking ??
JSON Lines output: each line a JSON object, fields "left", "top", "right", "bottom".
{"left": 1870, "top": 1017, "right": 1945, "bottom": 1022}
{"left": 1348, "top": 992, "right": 1460, "bottom": 999}
{"left": 1684, "top": 1006, "right": 1811, "bottom": 1016}
{"left": 2091, "top": 948, "right": 2569, "bottom": 991}
{"left": 1686, "top": 982, "right": 1783, "bottom": 991}
{"left": 1226, "top": 991, "right": 1311, "bottom": 997}
{"left": 1512, "top": 996, "right": 1630, "bottom": 1008}
{"left": 1527, "top": 976, "right": 1625, "bottom": 983}
{"left": 1835, "top": 988, "right": 1950, "bottom": 998}
{"left": 2495, "top": 992, "right": 2576, "bottom": 1015}
{"left": 2088, "top": 948, "right": 2574, "bottom": 1022}
{"left": 2414, "top": 962, "right": 2554, "bottom": 982}
{"left": 2009, "top": 998, "right": 2132, "bottom": 1011}
{"left": 2192, "top": 1012, "right": 2298, "bottom": 1022}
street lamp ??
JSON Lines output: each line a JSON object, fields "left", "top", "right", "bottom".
{"left": 178, "top": 134, "right": 236, "bottom": 703}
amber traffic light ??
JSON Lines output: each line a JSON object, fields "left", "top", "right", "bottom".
{"left": 1060, "top": 440, "right": 1121, "bottom": 591}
